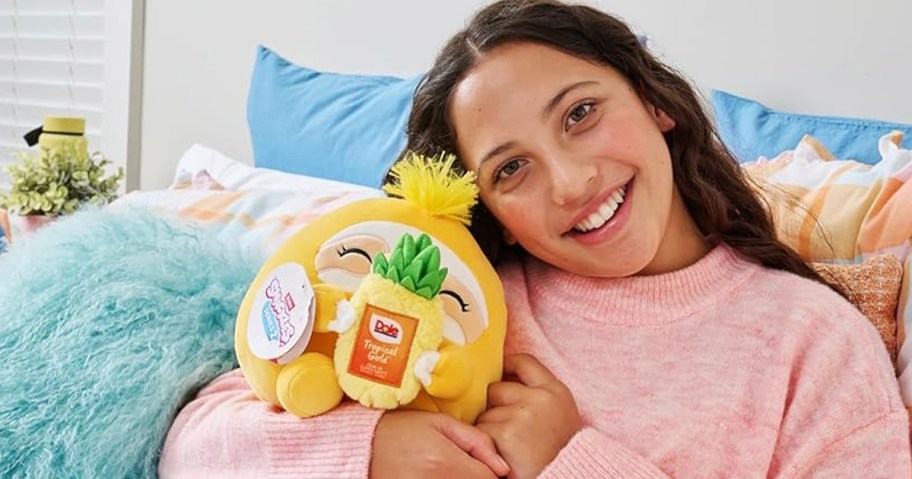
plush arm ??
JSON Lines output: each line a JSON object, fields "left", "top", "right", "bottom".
{"left": 313, "top": 283, "right": 355, "bottom": 334}
{"left": 418, "top": 345, "right": 474, "bottom": 399}
{"left": 158, "top": 369, "right": 382, "bottom": 479}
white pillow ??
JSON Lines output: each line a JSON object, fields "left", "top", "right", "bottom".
{"left": 172, "top": 144, "right": 381, "bottom": 194}
{"left": 111, "top": 144, "right": 385, "bottom": 255}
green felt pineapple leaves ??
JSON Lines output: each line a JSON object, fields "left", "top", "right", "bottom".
{"left": 373, "top": 233, "right": 447, "bottom": 299}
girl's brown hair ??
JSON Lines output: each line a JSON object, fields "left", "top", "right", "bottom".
{"left": 400, "top": 0, "right": 843, "bottom": 295}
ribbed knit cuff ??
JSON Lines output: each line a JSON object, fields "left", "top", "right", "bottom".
{"left": 539, "top": 427, "right": 670, "bottom": 479}
{"left": 265, "top": 403, "right": 384, "bottom": 479}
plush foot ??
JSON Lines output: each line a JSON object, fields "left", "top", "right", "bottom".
{"left": 276, "top": 352, "right": 344, "bottom": 417}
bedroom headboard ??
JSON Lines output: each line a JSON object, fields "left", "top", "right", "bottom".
{"left": 140, "top": 0, "right": 911, "bottom": 190}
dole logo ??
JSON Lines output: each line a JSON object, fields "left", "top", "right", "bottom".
{"left": 370, "top": 315, "right": 403, "bottom": 345}
{"left": 374, "top": 319, "right": 399, "bottom": 338}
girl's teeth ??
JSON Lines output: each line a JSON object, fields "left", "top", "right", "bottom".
{"left": 598, "top": 199, "right": 618, "bottom": 218}
{"left": 573, "top": 185, "right": 628, "bottom": 233}
{"left": 586, "top": 211, "right": 603, "bottom": 226}
{"left": 580, "top": 218, "right": 593, "bottom": 231}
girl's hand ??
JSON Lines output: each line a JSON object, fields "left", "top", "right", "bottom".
{"left": 476, "top": 354, "right": 582, "bottom": 479}
{"left": 370, "top": 410, "right": 510, "bottom": 479}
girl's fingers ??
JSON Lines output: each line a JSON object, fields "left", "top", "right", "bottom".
{"left": 504, "top": 353, "right": 560, "bottom": 390}
{"left": 476, "top": 404, "right": 519, "bottom": 425}
{"left": 437, "top": 415, "right": 511, "bottom": 477}
{"left": 487, "top": 380, "right": 529, "bottom": 408}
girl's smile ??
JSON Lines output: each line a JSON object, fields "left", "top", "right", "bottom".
{"left": 565, "top": 177, "right": 633, "bottom": 246}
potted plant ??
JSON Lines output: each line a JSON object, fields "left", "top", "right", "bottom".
{"left": 0, "top": 143, "right": 124, "bottom": 234}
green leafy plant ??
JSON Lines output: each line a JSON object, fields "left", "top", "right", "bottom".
{"left": 0, "top": 144, "right": 124, "bottom": 216}
{"left": 372, "top": 233, "right": 448, "bottom": 299}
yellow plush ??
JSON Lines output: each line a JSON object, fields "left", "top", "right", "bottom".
{"left": 234, "top": 153, "right": 507, "bottom": 424}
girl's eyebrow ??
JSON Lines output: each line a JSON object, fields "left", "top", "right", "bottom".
{"left": 541, "top": 80, "right": 599, "bottom": 121}
{"left": 479, "top": 141, "right": 517, "bottom": 169}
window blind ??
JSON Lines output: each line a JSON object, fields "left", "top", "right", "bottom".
{"left": 0, "top": 0, "right": 105, "bottom": 191}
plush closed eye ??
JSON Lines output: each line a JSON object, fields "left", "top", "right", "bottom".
{"left": 440, "top": 289, "right": 470, "bottom": 313}
{"left": 337, "top": 244, "right": 372, "bottom": 263}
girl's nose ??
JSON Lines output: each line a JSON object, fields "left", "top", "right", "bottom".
{"left": 549, "top": 158, "right": 597, "bottom": 207}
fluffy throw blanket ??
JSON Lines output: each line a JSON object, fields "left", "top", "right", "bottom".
{"left": 0, "top": 208, "right": 261, "bottom": 478}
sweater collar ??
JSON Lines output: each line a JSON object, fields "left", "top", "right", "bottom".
{"left": 517, "top": 244, "right": 758, "bottom": 325}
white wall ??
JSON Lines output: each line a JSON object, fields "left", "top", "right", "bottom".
{"left": 140, "top": 0, "right": 912, "bottom": 190}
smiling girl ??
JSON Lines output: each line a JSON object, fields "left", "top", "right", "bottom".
{"left": 159, "top": 1, "right": 911, "bottom": 478}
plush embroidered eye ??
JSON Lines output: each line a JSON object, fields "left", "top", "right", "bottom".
{"left": 440, "top": 289, "right": 470, "bottom": 313}
{"left": 337, "top": 244, "right": 372, "bottom": 263}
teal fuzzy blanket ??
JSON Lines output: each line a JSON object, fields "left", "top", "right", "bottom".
{"left": 0, "top": 208, "right": 261, "bottom": 478}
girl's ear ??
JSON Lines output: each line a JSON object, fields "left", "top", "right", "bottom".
{"left": 647, "top": 104, "right": 676, "bottom": 132}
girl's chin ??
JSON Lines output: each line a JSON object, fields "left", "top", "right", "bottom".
{"left": 556, "top": 253, "right": 648, "bottom": 278}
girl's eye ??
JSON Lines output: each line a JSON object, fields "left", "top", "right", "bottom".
{"left": 494, "top": 158, "right": 526, "bottom": 183}
{"left": 565, "top": 102, "right": 593, "bottom": 129}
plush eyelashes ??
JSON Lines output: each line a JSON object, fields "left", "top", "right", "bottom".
{"left": 337, "top": 244, "right": 372, "bottom": 263}
{"left": 315, "top": 224, "right": 489, "bottom": 344}
{"left": 327, "top": 244, "right": 473, "bottom": 314}
{"left": 440, "top": 289, "right": 470, "bottom": 313}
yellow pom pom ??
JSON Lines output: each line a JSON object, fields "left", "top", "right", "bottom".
{"left": 383, "top": 152, "right": 479, "bottom": 226}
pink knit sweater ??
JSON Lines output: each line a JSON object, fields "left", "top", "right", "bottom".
{"left": 159, "top": 245, "right": 911, "bottom": 478}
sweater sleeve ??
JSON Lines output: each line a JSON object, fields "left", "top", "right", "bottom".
{"left": 538, "top": 428, "right": 671, "bottom": 479}
{"left": 770, "top": 302, "right": 912, "bottom": 478}
{"left": 539, "top": 297, "right": 912, "bottom": 479}
{"left": 157, "top": 369, "right": 383, "bottom": 479}
{"left": 779, "top": 410, "right": 910, "bottom": 478}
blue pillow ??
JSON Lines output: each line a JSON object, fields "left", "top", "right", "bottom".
{"left": 711, "top": 89, "right": 912, "bottom": 165}
{"left": 247, "top": 46, "right": 421, "bottom": 187}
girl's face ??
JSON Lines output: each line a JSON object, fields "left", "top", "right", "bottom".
{"left": 451, "top": 42, "right": 707, "bottom": 277}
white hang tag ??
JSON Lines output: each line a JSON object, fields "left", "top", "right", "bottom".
{"left": 247, "top": 262, "right": 316, "bottom": 361}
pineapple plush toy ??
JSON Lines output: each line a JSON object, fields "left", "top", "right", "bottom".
{"left": 234, "top": 153, "right": 507, "bottom": 424}
{"left": 334, "top": 232, "right": 449, "bottom": 409}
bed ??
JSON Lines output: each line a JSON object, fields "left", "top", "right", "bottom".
{"left": 1, "top": 3, "right": 911, "bottom": 477}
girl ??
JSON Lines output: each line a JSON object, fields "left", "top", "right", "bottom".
{"left": 159, "top": 1, "right": 911, "bottom": 477}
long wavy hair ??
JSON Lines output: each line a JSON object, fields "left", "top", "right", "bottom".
{"left": 398, "top": 0, "right": 844, "bottom": 295}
